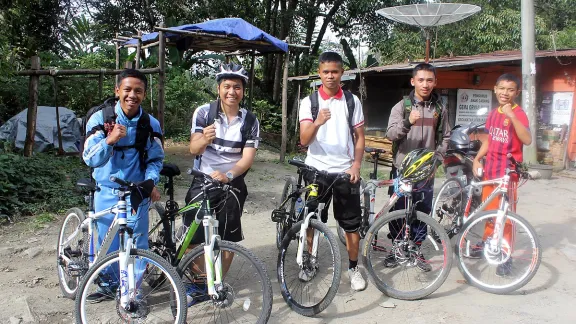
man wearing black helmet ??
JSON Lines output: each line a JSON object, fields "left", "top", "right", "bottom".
{"left": 184, "top": 63, "right": 260, "bottom": 306}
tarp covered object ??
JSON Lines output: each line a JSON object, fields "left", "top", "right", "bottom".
{"left": 0, "top": 106, "right": 81, "bottom": 152}
{"left": 124, "top": 18, "right": 288, "bottom": 54}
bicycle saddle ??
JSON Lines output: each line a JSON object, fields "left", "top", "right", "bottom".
{"left": 365, "top": 147, "right": 386, "bottom": 154}
{"left": 76, "top": 178, "right": 97, "bottom": 191}
{"left": 160, "top": 163, "right": 181, "bottom": 177}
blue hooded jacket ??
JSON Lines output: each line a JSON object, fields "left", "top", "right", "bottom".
{"left": 82, "top": 102, "right": 164, "bottom": 188}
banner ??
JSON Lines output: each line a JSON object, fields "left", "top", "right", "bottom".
{"left": 456, "top": 89, "right": 492, "bottom": 124}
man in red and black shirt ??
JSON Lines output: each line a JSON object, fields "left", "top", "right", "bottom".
{"left": 472, "top": 73, "right": 532, "bottom": 276}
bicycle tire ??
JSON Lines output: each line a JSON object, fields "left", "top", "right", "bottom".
{"left": 455, "top": 210, "right": 542, "bottom": 294}
{"left": 147, "top": 201, "right": 172, "bottom": 288}
{"left": 431, "top": 177, "right": 466, "bottom": 238}
{"left": 177, "top": 240, "right": 273, "bottom": 324}
{"left": 362, "top": 209, "right": 453, "bottom": 300}
{"left": 277, "top": 176, "right": 298, "bottom": 250}
{"left": 277, "top": 219, "right": 342, "bottom": 316}
{"left": 75, "top": 248, "right": 187, "bottom": 324}
{"left": 57, "top": 207, "right": 87, "bottom": 299}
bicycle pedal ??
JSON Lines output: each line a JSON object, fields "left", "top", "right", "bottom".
{"left": 271, "top": 210, "right": 288, "bottom": 223}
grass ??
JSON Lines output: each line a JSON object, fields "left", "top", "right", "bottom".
{"left": 30, "top": 213, "right": 57, "bottom": 230}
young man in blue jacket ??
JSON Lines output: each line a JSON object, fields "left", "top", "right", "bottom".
{"left": 82, "top": 69, "right": 164, "bottom": 301}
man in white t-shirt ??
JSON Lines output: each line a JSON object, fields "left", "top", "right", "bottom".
{"left": 299, "top": 51, "right": 367, "bottom": 292}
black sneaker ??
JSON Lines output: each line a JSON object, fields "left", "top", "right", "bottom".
{"left": 415, "top": 252, "right": 432, "bottom": 272}
{"left": 465, "top": 242, "right": 484, "bottom": 259}
{"left": 496, "top": 258, "right": 513, "bottom": 277}
{"left": 87, "top": 286, "right": 116, "bottom": 303}
{"left": 383, "top": 253, "right": 398, "bottom": 268}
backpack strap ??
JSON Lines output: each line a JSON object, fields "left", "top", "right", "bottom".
{"left": 309, "top": 91, "right": 319, "bottom": 121}
{"left": 391, "top": 96, "right": 413, "bottom": 159}
{"left": 240, "top": 110, "right": 257, "bottom": 148}
{"left": 434, "top": 101, "right": 444, "bottom": 148}
{"left": 195, "top": 100, "right": 219, "bottom": 163}
{"left": 343, "top": 90, "right": 356, "bottom": 144}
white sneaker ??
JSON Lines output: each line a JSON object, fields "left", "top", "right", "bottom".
{"left": 348, "top": 266, "right": 367, "bottom": 291}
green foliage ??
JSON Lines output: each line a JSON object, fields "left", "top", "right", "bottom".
{"left": 251, "top": 99, "right": 282, "bottom": 133}
{"left": 0, "top": 152, "right": 89, "bottom": 219}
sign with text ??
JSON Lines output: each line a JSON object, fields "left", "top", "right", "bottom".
{"left": 551, "top": 92, "right": 574, "bottom": 126}
{"left": 456, "top": 89, "right": 492, "bottom": 125}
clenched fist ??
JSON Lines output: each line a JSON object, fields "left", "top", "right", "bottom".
{"left": 106, "top": 123, "right": 127, "bottom": 145}
{"left": 314, "top": 108, "right": 331, "bottom": 126}
{"left": 203, "top": 124, "right": 217, "bottom": 143}
{"left": 409, "top": 110, "right": 422, "bottom": 125}
{"left": 501, "top": 103, "right": 515, "bottom": 118}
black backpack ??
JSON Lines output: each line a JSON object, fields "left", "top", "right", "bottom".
{"left": 308, "top": 90, "right": 357, "bottom": 144}
{"left": 82, "top": 97, "right": 163, "bottom": 170}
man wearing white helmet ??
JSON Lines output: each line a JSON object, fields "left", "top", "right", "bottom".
{"left": 184, "top": 63, "right": 260, "bottom": 306}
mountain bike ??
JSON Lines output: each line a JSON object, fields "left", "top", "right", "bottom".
{"left": 360, "top": 152, "right": 453, "bottom": 300}
{"left": 271, "top": 159, "right": 343, "bottom": 316}
{"left": 57, "top": 176, "right": 186, "bottom": 323}
{"left": 336, "top": 147, "right": 386, "bottom": 246}
{"left": 445, "top": 154, "right": 541, "bottom": 294}
{"left": 148, "top": 164, "right": 273, "bottom": 323}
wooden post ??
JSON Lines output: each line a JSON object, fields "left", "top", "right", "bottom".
{"left": 248, "top": 52, "right": 256, "bottom": 110}
{"left": 115, "top": 33, "right": 120, "bottom": 85}
{"left": 295, "top": 82, "right": 301, "bottom": 136}
{"left": 52, "top": 77, "right": 64, "bottom": 155}
{"left": 24, "top": 56, "right": 40, "bottom": 157}
{"left": 135, "top": 31, "right": 142, "bottom": 69}
{"left": 158, "top": 25, "right": 166, "bottom": 133}
{"left": 280, "top": 41, "right": 290, "bottom": 162}
{"left": 98, "top": 70, "right": 103, "bottom": 101}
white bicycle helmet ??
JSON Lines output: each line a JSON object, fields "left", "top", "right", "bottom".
{"left": 215, "top": 63, "right": 249, "bottom": 85}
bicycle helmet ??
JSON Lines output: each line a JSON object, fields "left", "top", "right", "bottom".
{"left": 398, "top": 148, "right": 438, "bottom": 184}
{"left": 449, "top": 123, "right": 483, "bottom": 153}
{"left": 215, "top": 63, "right": 249, "bottom": 85}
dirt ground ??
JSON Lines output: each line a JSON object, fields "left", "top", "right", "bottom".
{"left": 1, "top": 144, "right": 576, "bottom": 324}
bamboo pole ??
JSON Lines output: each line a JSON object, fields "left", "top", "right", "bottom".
{"left": 248, "top": 52, "right": 256, "bottom": 110}
{"left": 158, "top": 25, "right": 166, "bottom": 133}
{"left": 280, "top": 39, "right": 290, "bottom": 162}
{"left": 15, "top": 67, "right": 161, "bottom": 76}
{"left": 115, "top": 33, "right": 120, "bottom": 85}
{"left": 24, "top": 56, "right": 40, "bottom": 157}
{"left": 52, "top": 77, "right": 64, "bottom": 155}
{"left": 135, "top": 31, "right": 142, "bottom": 69}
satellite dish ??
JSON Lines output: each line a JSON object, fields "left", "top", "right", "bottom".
{"left": 376, "top": 3, "right": 481, "bottom": 62}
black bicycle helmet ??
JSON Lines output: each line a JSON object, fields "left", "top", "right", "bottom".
{"left": 215, "top": 63, "right": 249, "bottom": 85}
{"left": 449, "top": 123, "right": 484, "bottom": 153}
{"left": 398, "top": 148, "right": 438, "bottom": 184}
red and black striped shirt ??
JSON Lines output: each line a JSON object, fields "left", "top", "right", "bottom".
{"left": 484, "top": 104, "right": 529, "bottom": 180}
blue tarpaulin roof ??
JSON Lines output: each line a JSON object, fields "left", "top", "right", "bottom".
{"left": 124, "top": 18, "right": 287, "bottom": 54}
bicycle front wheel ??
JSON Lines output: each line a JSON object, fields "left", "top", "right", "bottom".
{"left": 75, "top": 249, "right": 187, "bottom": 324}
{"left": 177, "top": 240, "right": 273, "bottom": 324}
{"left": 362, "top": 209, "right": 453, "bottom": 300}
{"left": 278, "top": 219, "right": 342, "bottom": 316}
{"left": 57, "top": 207, "right": 87, "bottom": 299}
{"left": 455, "top": 210, "right": 541, "bottom": 294}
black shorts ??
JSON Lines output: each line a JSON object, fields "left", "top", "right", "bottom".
{"left": 303, "top": 171, "right": 361, "bottom": 232}
{"left": 183, "top": 176, "right": 248, "bottom": 244}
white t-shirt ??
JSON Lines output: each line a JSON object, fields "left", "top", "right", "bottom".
{"left": 299, "top": 87, "right": 364, "bottom": 173}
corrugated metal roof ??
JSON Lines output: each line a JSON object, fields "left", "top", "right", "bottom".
{"left": 288, "top": 49, "right": 576, "bottom": 81}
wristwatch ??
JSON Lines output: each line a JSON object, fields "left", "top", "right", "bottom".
{"left": 225, "top": 171, "right": 234, "bottom": 182}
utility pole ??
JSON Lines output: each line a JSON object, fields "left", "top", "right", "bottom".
{"left": 522, "top": 0, "right": 538, "bottom": 164}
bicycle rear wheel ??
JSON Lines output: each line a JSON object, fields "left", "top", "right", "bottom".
{"left": 455, "top": 210, "right": 541, "bottom": 294}
{"left": 277, "top": 219, "right": 342, "bottom": 316}
{"left": 431, "top": 177, "right": 465, "bottom": 238}
{"left": 75, "top": 249, "right": 186, "bottom": 323}
{"left": 362, "top": 209, "right": 453, "bottom": 300}
{"left": 57, "top": 207, "right": 88, "bottom": 299}
{"left": 276, "top": 176, "right": 297, "bottom": 250}
{"left": 177, "top": 240, "right": 273, "bottom": 324}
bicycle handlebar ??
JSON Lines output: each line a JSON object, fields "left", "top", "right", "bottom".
{"left": 288, "top": 159, "right": 351, "bottom": 181}
{"left": 186, "top": 168, "right": 240, "bottom": 193}
{"left": 109, "top": 176, "right": 134, "bottom": 188}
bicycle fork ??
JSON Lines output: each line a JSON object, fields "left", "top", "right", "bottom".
{"left": 296, "top": 203, "right": 325, "bottom": 267}
{"left": 202, "top": 215, "right": 223, "bottom": 298}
